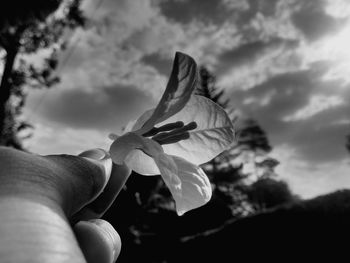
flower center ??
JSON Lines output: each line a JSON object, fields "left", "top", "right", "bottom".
{"left": 143, "top": 121, "right": 197, "bottom": 145}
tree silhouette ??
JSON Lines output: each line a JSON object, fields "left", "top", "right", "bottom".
{"left": 0, "top": 0, "right": 85, "bottom": 148}
{"left": 196, "top": 67, "right": 285, "bottom": 217}
{"left": 246, "top": 177, "right": 298, "bottom": 211}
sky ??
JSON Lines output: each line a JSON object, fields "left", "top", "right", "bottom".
{"left": 23, "top": 0, "right": 350, "bottom": 199}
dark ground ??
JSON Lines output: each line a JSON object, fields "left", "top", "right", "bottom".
{"left": 105, "top": 189, "right": 350, "bottom": 262}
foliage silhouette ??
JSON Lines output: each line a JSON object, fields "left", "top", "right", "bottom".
{"left": 197, "top": 67, "right": 289, "bottom": 217}
{"left": 167, "top": 190, "right": 350, "bottom": 262}
{"left": 0, "top": 0, "right": 85, "bottom": 148}
{"left": 246, "top": 177, "right": 299, "bottom": 211}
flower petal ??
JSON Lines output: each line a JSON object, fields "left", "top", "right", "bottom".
{"left": 161, "top": 95, "right": 235, "bottom": 165}
{"left": 127, "top": 108, "right": 154, "bottom": 133}
{"left": 154, "top": 154, "right": 181, "bottom": 188}
{"left": 109, "top": 132, "right": 162, "bottom": 165}
{"left": 155, "top": 154, "right": 212, "bottom": 216}
{"left": 137, "top": 52, "right": 198, "bottom": 135}
{"left": 110, "top": 130, "right": 212, "bottom": 215}
{"left": 125, "top": 95, "right": 235, "bottom": 173}
{"left": 125, "top": 149, "right": 160, "bottom": 175}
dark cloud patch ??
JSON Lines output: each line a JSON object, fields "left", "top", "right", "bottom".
{"left": 292, "top": 0, "right": 346, "bottom": 41}
{"left": 215, "top": 38, "right": 299, "bottom": 76}
{"left": 158, "top": 0, "right": 232, "bottom": 24}
{"left": 141, "top": 53, "right": 173, "bottom": 76}
{"left": 217, "top": 41, "right": 268, "bottom": 72}
{"left": 230, "top": 70, "right": 315, "bottom": 139}
{"left": 288, "top": 120, "right": 350, "bottom": 163}
{"left": 228, "top": 69, "right": 350, "bottom": 163}
{"left": 38, "top": 84, "right": 154, "bottom": 131}
{"left": 158, "top": 0, "right": 281, "bottom": 27}
{"left": 252, "top": 0, "right": 279, "bottom": 17}
{"left": 308, "top": 103, "right": 350, "bottom": 128}
{"left": 237, "top": 0, "right": 279, "bottom": 23}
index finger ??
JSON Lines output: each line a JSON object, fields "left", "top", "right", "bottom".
{"left": 71, "top": 160, "right": 131, "bottom": 223}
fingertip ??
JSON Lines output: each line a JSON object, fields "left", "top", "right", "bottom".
{"left": 78, "top": 148, "right": 108, "bottom": 160}
{"left": 74, "top": 219, "right": 121, "bottom": 263}
{"left": 78, "top": 148, "right": 113, "bottom": 183}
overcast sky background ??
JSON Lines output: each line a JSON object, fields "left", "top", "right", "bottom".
{"left": 24, "top": 0, "right": 350, "bottom": 199}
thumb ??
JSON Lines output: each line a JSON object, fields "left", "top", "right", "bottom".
{"left": 44, "top": 148, "right": 112, "bottom": 217}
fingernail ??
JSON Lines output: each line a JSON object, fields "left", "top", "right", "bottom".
{"left": 88, "top": 219, "right": 121, "bottom": 262}
{"left": 79, "top": 148, "right": 113, "bottom": 185}
{"left": 79, "top": 148, "right": 108, "bottom": 160}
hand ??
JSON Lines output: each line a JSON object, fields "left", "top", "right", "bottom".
{"left": 0, "top": 146, "right": 131, "bottom": 263}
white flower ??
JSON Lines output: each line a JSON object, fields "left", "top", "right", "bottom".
{"left": 109, "top": 52, "right": 235, "bottom": 215}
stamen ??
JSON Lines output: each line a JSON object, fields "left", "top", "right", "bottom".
{"left": 185, "top": 121, "right": 198, "bottom": 131}
{"left": 155, "top": 132, "right": 190, "bottom": 145}
{"left": 151, "top": 121, "right": 197, "bottom": 145}
{"left": 143, "top": 121, "right": 184, "bottom": 137}
{"left": 152, "top": 121, "right": 197, "bottom": 140}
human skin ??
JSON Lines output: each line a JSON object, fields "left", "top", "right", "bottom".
{"left": 0, "top": 146, "right": 131, "bottom": 263}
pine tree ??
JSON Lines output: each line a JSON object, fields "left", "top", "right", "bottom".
{"left": 197, "top": 66, "right": 286, "bottom": 216}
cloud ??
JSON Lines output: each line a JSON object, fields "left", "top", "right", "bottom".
{"left": 221, "top": 0, "right": 250, "bottom": 12}
{"left": 140, "top": 53, "right": 173, "bottom": 76}
{"left": 157, "top": 0, "right": 234, "bottom": 25}
{"left": 291, "top": 0, "right": 346, "bottom": 41}
{"left": 228, "top": 68, "right": 350, "bottom": 164}
{"left": 282, "top": 94, "right": 345, "bottom": 121}
{"left": 83, "top": 0, "right": 158, "bottom": 43}
{"left": 325, "top": 0, "right": 350, "bottom": 18}
{"left": 217, "top": 39, "right": 300, "bottom": 91}
{"left": 272, "top": 145, "right": 350, "bottom": 198}
{"left": 26, "top": 84, "right": 154, "bottom": 132}
{"left": 288, "top": 121, "right": 349, "bottom": 163}
{"left": 216, "top": 38, "right": 298, "bottom": 73}
{"left": 24, "top": 122, "right": 109, "bottom": 155}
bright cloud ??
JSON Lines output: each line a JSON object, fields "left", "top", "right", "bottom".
{"left": 221, "top": 0, "right": 249, "bottom": 12}
{"left": 272, "top": 145, "right": 350, "bottom": 199}
{"left": 325, "top": 0, "right": 350, "bottom": 18}
{"left": 24, "top": 122, "right": 109, "bottom": 155}
{"left": 300, "top": 20, "right": 350, "bottom": 84}
{"left": 243, "top": 89, "right": 277, "bottom": 107}
{"left": 217, "top": 40, "right": 299, "bottom": 91}
{"left": 283, "top": 94, "right": 345, "bottom": 122}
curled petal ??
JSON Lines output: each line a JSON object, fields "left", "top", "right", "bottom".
{"left": 109, "top": 132, "right": 162, "bottom": 165}
{"left": 124, "top": 109, "right": 153, "bottom": 133}
{"left": 137, "top": 52, "right": 198, "bottom": 135}
{"left": 154, "top": 154, "right": 181, "bottom": 188}
{"left": 125, "top": 150, "right": 160, "bottom": 175}
{"left": 118, "top": 138, "right": 213, "bottom": 215}
{"left": 157, "top": 155, "right": 212, "bottom": 216}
